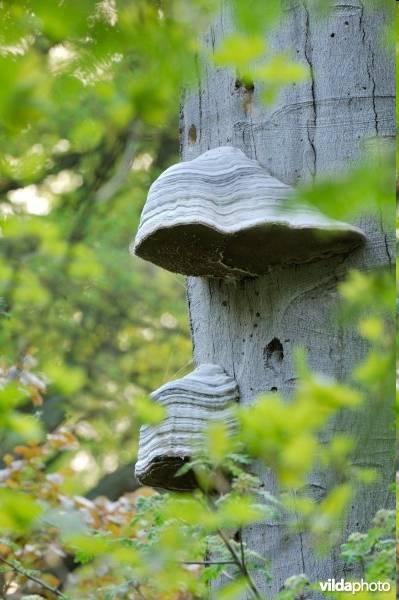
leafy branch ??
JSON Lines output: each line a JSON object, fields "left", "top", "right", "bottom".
{"left": 215, "top": 526, "right": 262, "bottom": 600}
{"left": 202, "top": 491, "right": 262, "bottom": 600}
{"left": 0, "top": 555, "right": 68, "bottom": 599}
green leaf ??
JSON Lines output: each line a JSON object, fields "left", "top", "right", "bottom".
{"left": 216, "top": 578, "right": 250, "bottom": 600}
{"left": 218, "top": 495, "right": 266, "bottom": 527}
{"left": 0, "top": 383, "right": 29, "bottom": 409}
{"left": 232, "top": 0, "right": 281, "bottom": 34}
{"left": 213, "top": 34, "right": 266, "bottom": 70}
{"left": 206, "top": 421, "right": 233, "bottom": 465}
{"left": 134, "top": 395, "right": 166, "bottom": 425}
{"left": 0, "top": 489, "right": 42, "bottom": 533}
{"left": 43, "top": 362, "right": 86, "bottom": 395}
{"left": 255, "top": 54, "right": 308, "bottom": 85}
{"left": 70, "top": 119, "right": 106, "bottom": 152}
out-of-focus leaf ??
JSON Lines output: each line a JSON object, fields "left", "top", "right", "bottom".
{"left": 0, "top": 489, "right": 42, "bottom": 533}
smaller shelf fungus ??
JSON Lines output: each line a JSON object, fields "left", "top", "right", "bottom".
{"left": 132, "top": 146, "right": 365, "bottom": 278}
{"left": 135, "top": 363, "right": 239, "bottom": 490}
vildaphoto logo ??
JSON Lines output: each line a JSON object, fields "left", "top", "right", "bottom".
{"left": 319, "top": 579, "right": 391, "bottom": 594}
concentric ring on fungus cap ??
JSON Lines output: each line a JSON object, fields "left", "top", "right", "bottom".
{"left": 132, "top": 146, "right": 365, "bottom": 278}
{"left": 135, "top": 364, "right": 239, "bottom": 490}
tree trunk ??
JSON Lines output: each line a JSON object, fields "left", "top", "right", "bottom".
{"left": 180, "top": 0, "right": 395, "bottom": 595}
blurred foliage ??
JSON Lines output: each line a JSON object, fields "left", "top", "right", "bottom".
{"left": 0, "top": 1, "right": 396, "bottom": 599}
{"left": 277, "top": 507, "right": 396, "bottom": 599}
{"left": 341, "top": 509, "right": 395, "bottom": 583}
{"left": 0, "top": 0, "right": 200, "bottom": 481}
{"left": 2, "top": 235, "right": 394, "bottom": 597}
{"left": 294, "top": 143, "right": 394, "bottom": 225}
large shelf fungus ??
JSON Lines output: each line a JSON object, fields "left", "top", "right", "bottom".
{"left": 135, "top": 363, "right": 239, "bottom": 490}
{"left": 132, "top": 146, "right": 365, "bottom": 278}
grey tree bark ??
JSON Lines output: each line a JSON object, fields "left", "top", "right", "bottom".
{"left": 180, "top": 0, "right": 395, "bottom": 596}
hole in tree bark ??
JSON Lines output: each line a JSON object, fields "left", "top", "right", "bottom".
{"left": 233, "top": 530, "right": 241, "bottom": 542}
{"left": 264, "top": 338, "right": 284, "bottom": 368}
{"left": 188, "top": 124, "right": 197, "bottom": 144}
{"left": 235, "top": 78, "right": 255, "bottom": 92}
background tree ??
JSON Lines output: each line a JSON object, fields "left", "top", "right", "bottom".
{"left": 0, "top": 0, "right": 198, "bottom": 494}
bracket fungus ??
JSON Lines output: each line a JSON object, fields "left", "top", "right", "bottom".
{"left": 132, "top": 146, "right": 365, "bottom": 278}
{"left": 135, "top": 363, "right": 239, "bottom": 490}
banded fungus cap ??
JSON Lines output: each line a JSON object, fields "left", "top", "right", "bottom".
{"left": 135, "top": 363, "right": 238, "bottom": 490}
{"left": 132, "top": 146, "right": 365, "bottom": 278}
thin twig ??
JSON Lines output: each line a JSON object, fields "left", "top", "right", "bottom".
{"left": 237, "top": 528, "right": 261, "bottom": 599}
{"left": 0, "top": 555, "right": 66, "bottom": 599}
{"left": 216, "top": 527, "right": 261, "bottom": 600}
{"left": 203, "top": 493, "right": 262, "bottom": 599}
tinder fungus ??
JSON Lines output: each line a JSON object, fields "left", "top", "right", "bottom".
{"left": 135, "top": 363, "right": 239, "bottom": 490}
{"left": 132, "top": 146, "right": 365, "bottom": 277}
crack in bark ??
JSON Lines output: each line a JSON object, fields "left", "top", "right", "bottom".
{"left": 369, "top": 51, "right": 379, "bottom": 135}
{"left": 227, "top": 300, "right": 237, "bottom": 380}
{"left": 360, "top": 2, "right": 379, "bottom": 135}
{"left": 179, "top": 102, "right": 184, "bottom": 156}
{"left": 186, "top": 282, "right": 196, "bottom": 356}
{"left": 210, "top": 24, "right": 216, "bottom": 52}
{"left": 302, "top": 1, "right": 317, "bottom": 179}
{"left": 359, "top": 1, "right": 366, "bottom": 44}
{"left": 249, "top": 113, "right": 258, "bottom": 160}
{"left": 383, "top": 234, "right": 392, "bottom": 270}
{"left": 194, "top": 54, "right": 203, "bottom": 147}
{"left": 379, "top": 211, "right": 392, "bottom": 270}
{"left": 299, "top": 531, "right": 306, "bottom": 573}
{"left": 207, "top": 280, "right": 217, "bottom": 358}
{"left": 216, "top": 97, "right": 221, "bottom": 143}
